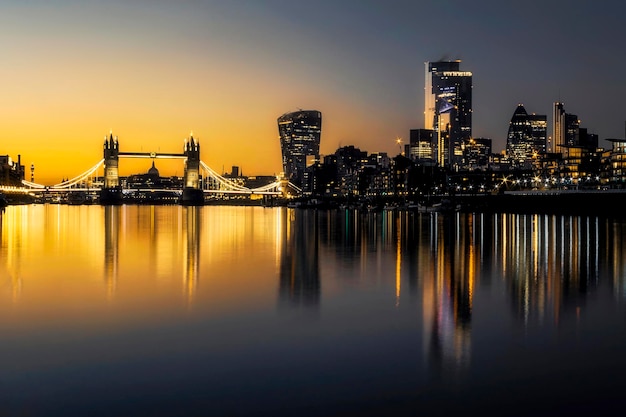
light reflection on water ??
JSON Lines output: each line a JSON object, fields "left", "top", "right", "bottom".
{"left": 1, "top": 205, "right": 626, "bottom": 415}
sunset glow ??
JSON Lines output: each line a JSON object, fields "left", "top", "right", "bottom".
{"left": 3, "top": 1, "right": 624, "bottom": 185}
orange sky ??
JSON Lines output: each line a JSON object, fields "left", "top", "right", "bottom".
{"left": 0, "top": 2, "right": 415, "bottom": 185}
{"left": 2, "top": 1, "right": 625, "bottom": 185}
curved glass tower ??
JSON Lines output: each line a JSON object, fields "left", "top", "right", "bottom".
{"left": 277, "top": 110, "right": 322, "bottom": 186}
{"left": 506, "top": 104, "right": 547, "bottom": 167}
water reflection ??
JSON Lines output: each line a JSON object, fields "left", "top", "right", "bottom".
{"left": 422, "top": 213, "right": 473, "bottom": 379}
{"left": 0, "top": 209, "right": 21, "bottom": 302}
{"left": 104, "top": 205, "right": 120, "bottom": 299}
{"left": 314, "top": 210, "right": 626, "bottom": 378}
{"left": 102, "top": 206, "right": 202, "bottom": 306}
{"left": 183, "top": 206, "right": 200, "bottom": 306}
{"left": 3, "top": 208, "right": 626, "bottom": 323}
{"left": 278, "top": 209, "right": 320, "bottom": 309}
{"left": 2, "top": 206, "right": 626, "bottom": 415}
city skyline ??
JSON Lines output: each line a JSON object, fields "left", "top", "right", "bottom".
{"left": 1, "top": 1, "right": 625, "bottom": 184}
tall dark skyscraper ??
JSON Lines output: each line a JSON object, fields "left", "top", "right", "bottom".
{"left": 424, "top": 60, "right": 472, "bottom": 169}
{"left": 277, "top": 110, "right": 322, "bottom": 186}
{"left": 553, "top": 102, "right": 565, "bottom": 153}
{"left": 553, "top": 102, "right": 580, "bottom": 154}
{"left": 506, "top": 104, "right": 547, "bottom": 166}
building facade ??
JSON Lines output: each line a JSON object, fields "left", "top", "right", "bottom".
{"left": 506, "top": 104, "right": 547, "bottom": 167}
{"left": 553, "top": 102, "right": 565, "bottom": 153}
{"left": 553, "top": 102, "right": 580, "bottom": 154}
{"left": 462, "top": 137, "right": 492, "bottom": 171}
{"left": 277, "top": 110, "right": 322, "bottom": 187}
{"left": 406, "top": 128, "right": 436, "bottom": 163}
{"left": 0, "top": 154, "right": 24, "bottom": 186}
{"left": 424, "top": 60, "right": 472, "bottom": 170}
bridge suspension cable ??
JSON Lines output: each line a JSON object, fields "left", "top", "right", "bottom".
{"left": 21, "top": 159, "right": 104, "bottom": 190}
{"left": 200, "top": 161, "right": 254, "bottom": 192}
{"left": 199, "top": 160, "right": 300, "bottom": 195}
{"left": 12, "top": 157, "right": 300, "bottom": 197}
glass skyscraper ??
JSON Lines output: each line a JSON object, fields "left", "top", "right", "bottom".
{"left": 424, "top": 60, "right": 472, "bottom": 169}
{"left": 277, "top": 110, "right": 322, "bottom": 187}
{"left": 506, "top": 104, "right": 547, "bottom": 167}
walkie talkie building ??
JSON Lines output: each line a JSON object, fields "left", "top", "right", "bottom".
{"left": 277, "top": 110, "right": 322, "bottom": 187}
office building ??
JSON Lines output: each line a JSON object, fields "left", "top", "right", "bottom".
{"left": 463, "top": 137, "right": 492, "bottom": 170}
{"left": 424, "top": 60, "right": 472, "bottom": 169}
{"left": 406, "top": 129, "right": 435, "bottom": 163}
{"left": 277, "top": 110, "right": 322, "bottom": 187}
{"left": 553, "top": 102, "right": 579, "bottom": 153}
{"left": 553, "top": 102, "right": 565, "bottom": 153}
{"left": 506, "top": 104, "right": 547, "bottom": 167}
{"left": 565, "top": 113, "right": 580, "bottom": 146}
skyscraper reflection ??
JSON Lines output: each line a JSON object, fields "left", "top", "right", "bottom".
{"left": 308, "top": 210, "right": 626, "bottom": 382}
{"left": 278, "top": 208, "right": 320, "bottom": 310}
{"left": 421, "top": 213, "right": 473, "bottom": 380}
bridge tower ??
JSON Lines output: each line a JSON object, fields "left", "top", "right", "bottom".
{"left": 279, "top": 177, "right": 292, "bottom": 198}
{"left": 181, "top": 134, "right": 204, "bottom": 205}
{"left": 100, "top": 132, "right": 123, "bottom": 204}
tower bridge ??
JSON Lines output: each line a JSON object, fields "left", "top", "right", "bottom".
{"left": 2, "top": 132, "right": 301, "bottom": 205}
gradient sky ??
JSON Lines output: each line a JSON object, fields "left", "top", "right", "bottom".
{"left": 1, "top": 0, "right": 625, "bottom": 184}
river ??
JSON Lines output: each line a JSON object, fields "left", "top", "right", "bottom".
{"left": 1, "top": 205, "right": 625, "bottom": 416}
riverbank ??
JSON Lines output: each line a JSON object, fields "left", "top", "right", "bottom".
{"left": 3, "top": 189, "right": 626, "bottom": 216}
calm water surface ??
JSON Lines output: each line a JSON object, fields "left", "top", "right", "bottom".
{"left": 1, "top": 205, "right": 626, "bottom": 416}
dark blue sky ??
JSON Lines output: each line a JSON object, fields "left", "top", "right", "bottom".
{"left": 250, "top": 0, "right": 626, "bottom": 149}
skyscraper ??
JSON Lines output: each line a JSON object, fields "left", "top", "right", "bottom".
{"left": 553, "top": 102, "right": 565, "bottom": 153}
{"left": 506, "top": 104, "right": 547, "bottom": 166}
{"left": 277, "top": 110, "right": 322, "bottom": 187}
{"left": 424, "top": 60, "right": 472, "bottom": 169}
{"left": 553, "top": 102, "right": 581, "bottom": 154}
{"left": 565, "top": 113, "right": 580, "bottom": 146}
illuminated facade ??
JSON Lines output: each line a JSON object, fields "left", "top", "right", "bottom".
{"left": 607, "top": 138, "right": 626, "bottom": 184}
{"left": 424, "top": 60, "right": 472, "bottom": 169}
{"left": 407, "top": 128, "right": 435, "bottom": 162}
{"left": 553, "top": 102, "right": 579, "bottom": 154}
{"left": 462, "top": 137, "right": 492, "bottom": 170}
{"left": 103, "top": 132, "right": 119, "bottom": 188}
{"left": 553, "top": 102, "right": 565, "bottom": 153}
{"left": 506, "top": 104, "right": 547, "bottom": 167}
{"left": 277, "top": 110, "right": 322, "bottom": 187}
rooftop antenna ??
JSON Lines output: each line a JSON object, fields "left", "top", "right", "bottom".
{"left": 396, "top": 136, "right": 404, "bottom": 155}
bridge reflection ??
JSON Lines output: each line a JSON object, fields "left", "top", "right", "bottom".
{"left": 103, "top": 206, "right": 201, "bottom": 306}
{"left": 101, "top": 206, "right": 321, "bottom": 311}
